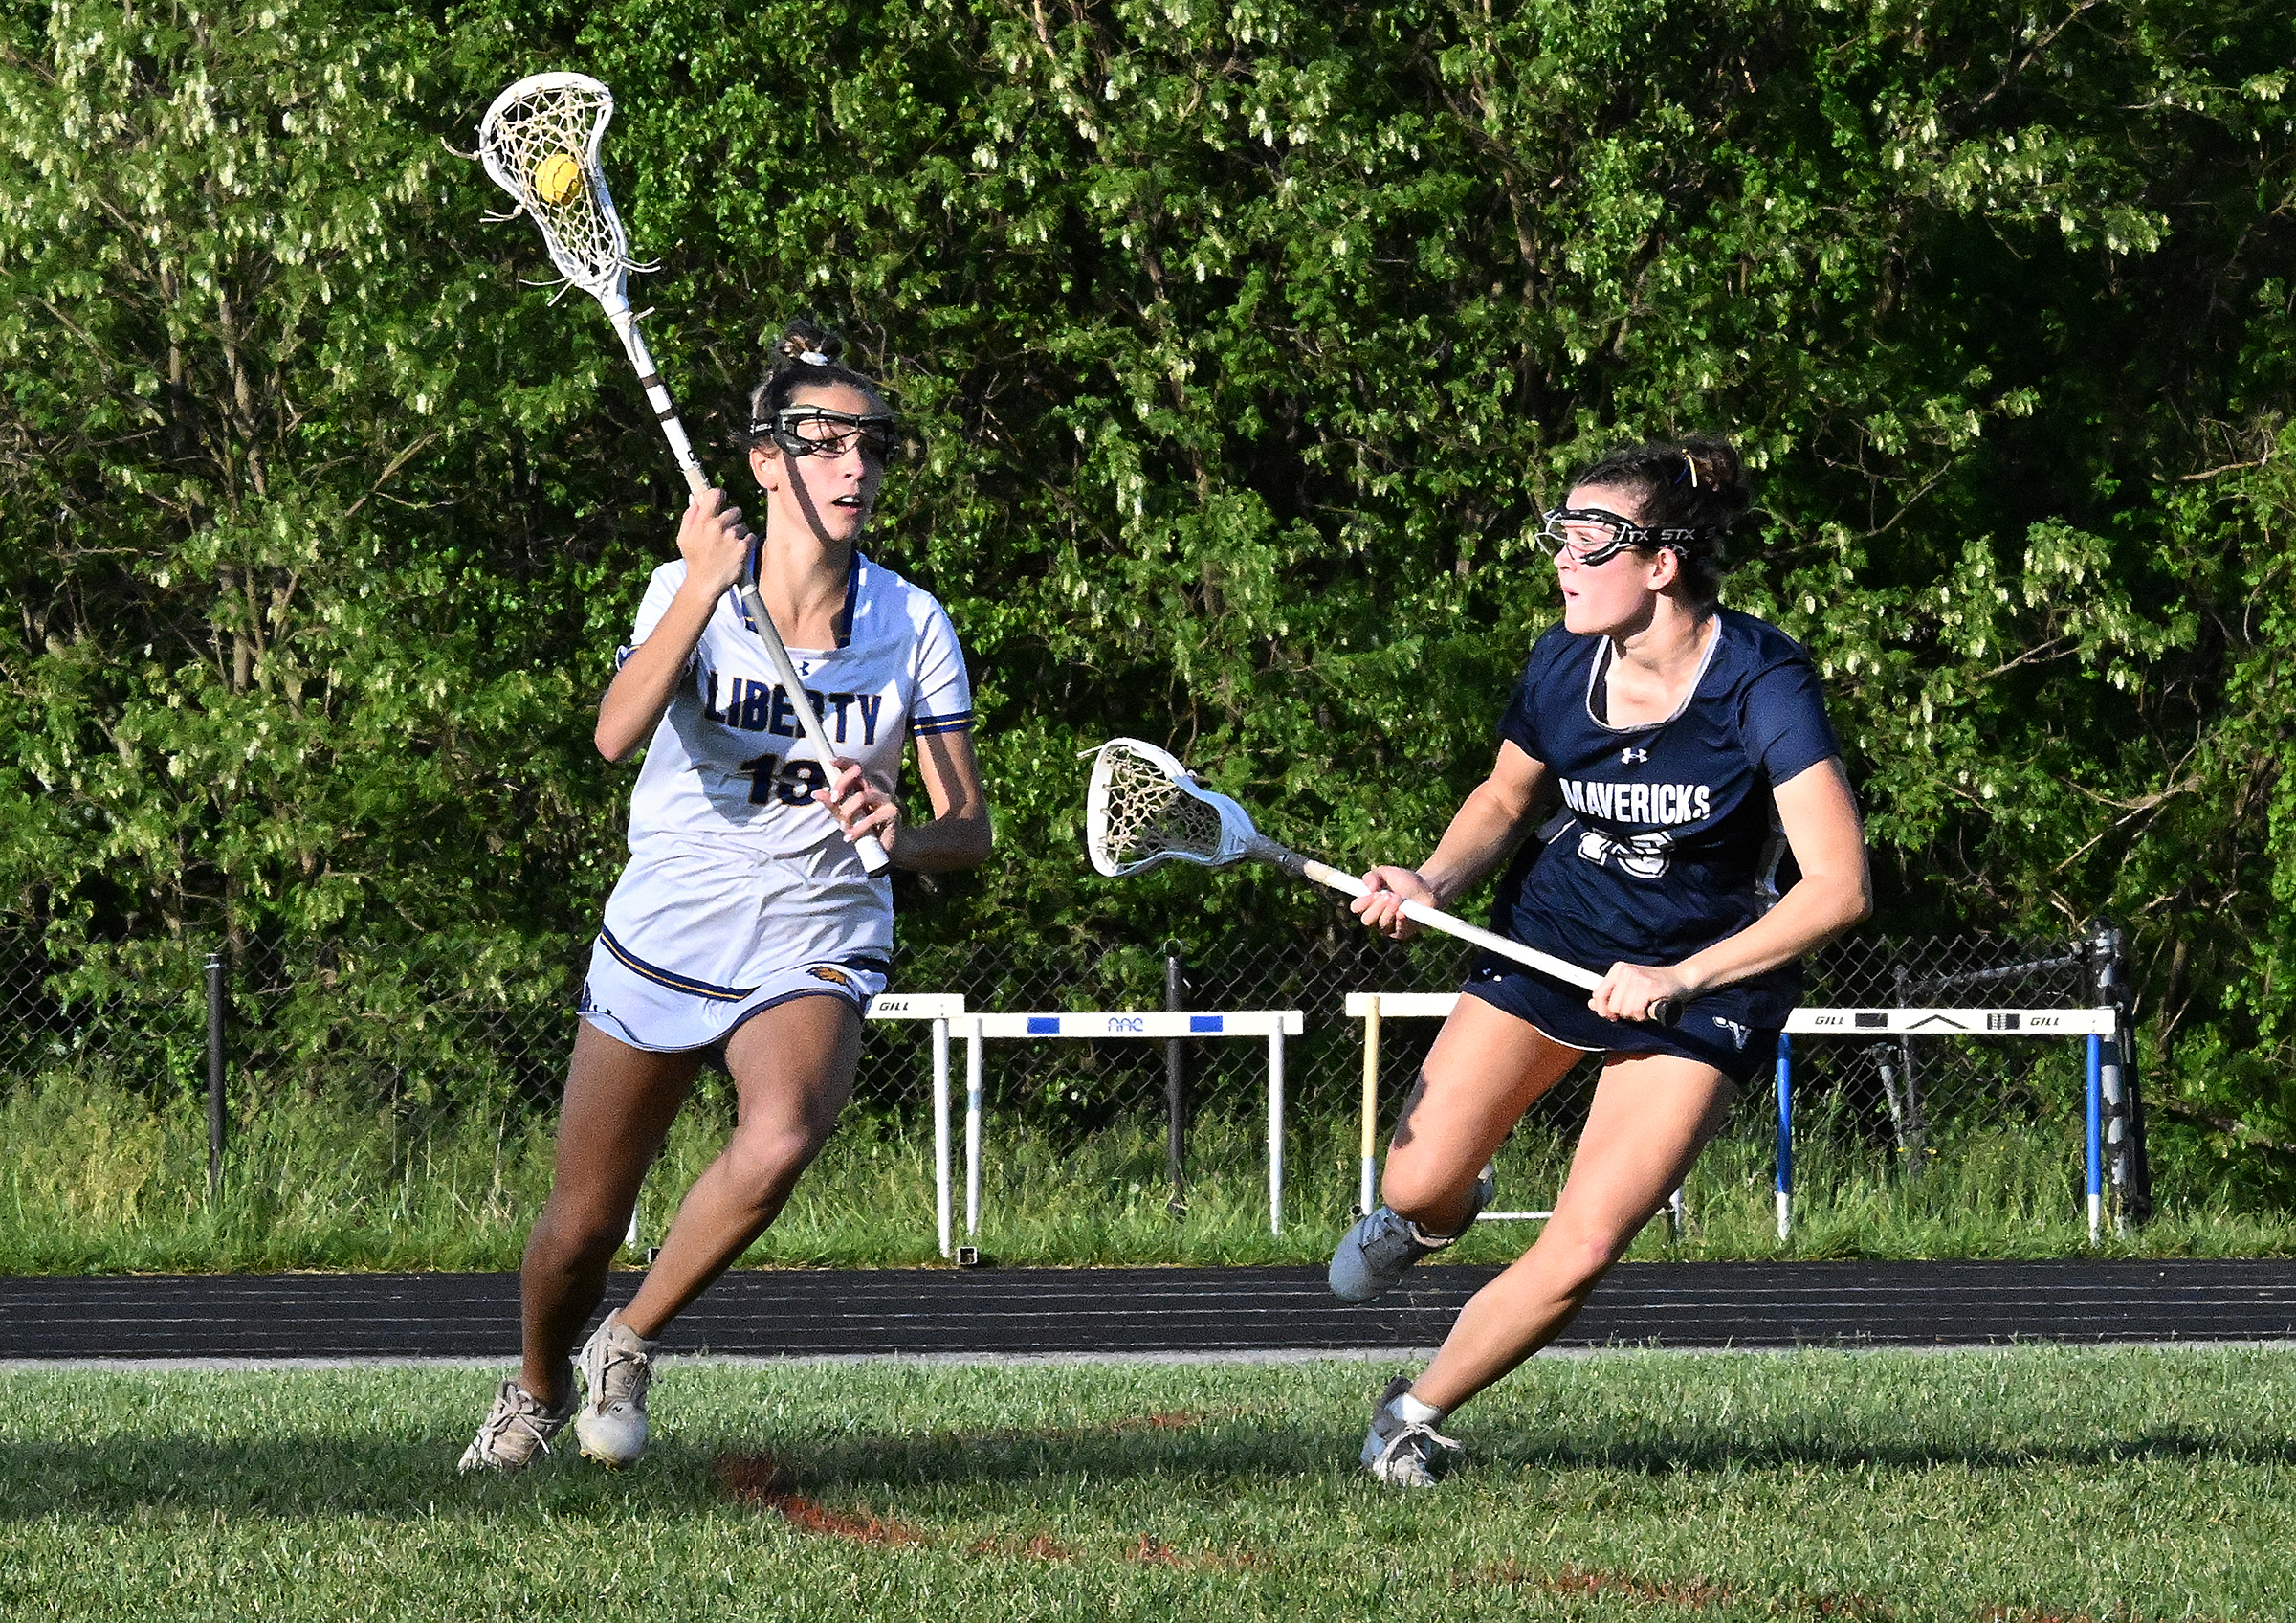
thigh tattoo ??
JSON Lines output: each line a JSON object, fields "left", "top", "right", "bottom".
{"left": 1389, "top": 1072, "right": 1430, "bottom": 1149}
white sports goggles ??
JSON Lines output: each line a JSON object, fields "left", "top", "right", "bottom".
{"left": 1534, "top": 506, "right": 1703, "bottom": 567}
{"left": 756, "top": 406, "right": 900, "bottom": 462}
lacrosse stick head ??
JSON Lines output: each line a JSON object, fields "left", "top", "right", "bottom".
{"left": 477, "top": 73, "right": 636, "bottom": 302}
{"left": 1086, "top": 739, "right": 1263, "bottom": 878}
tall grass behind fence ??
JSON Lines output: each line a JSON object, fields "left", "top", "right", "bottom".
{"left": 0, "top": 926, "right": 2145, "bottom": 1269}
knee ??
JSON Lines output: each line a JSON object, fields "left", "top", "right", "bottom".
{"left": 1538, "top": 1226, "right": 1631, "bottom": 1299}
{"left": 528, "top": 1194, "right": 629, "bottom": 1272}
{"left": 720, "top": 1125, "right": 827, "bottom": 1206}
{"left": 1381, "top": 1159, "right": 1473, "bottom": 1233}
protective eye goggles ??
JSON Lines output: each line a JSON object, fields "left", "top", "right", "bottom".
{"left": 1533, "top": 506, "right": 1704, "bottom": 567}
{"left": 756, "top": 407, "right": 901, "bottom": 462}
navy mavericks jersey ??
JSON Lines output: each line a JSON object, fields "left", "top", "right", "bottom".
{"left": 1490, "top": 609, "right": 1842, "bottom": 1007}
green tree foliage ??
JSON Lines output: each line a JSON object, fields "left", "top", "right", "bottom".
{"left": 2, "top": 1, "right": 2293, "bottom": 1173}
{"left": 0, "top": 0, "right": 652, "bottom": 1040}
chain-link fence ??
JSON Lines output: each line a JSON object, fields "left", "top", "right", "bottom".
{"left": 0, "top": 922, "right": 2142, "bottom": 1222}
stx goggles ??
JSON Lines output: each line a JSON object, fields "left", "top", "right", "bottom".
{"left": 1533, "top": 506, "right": 1704, "bottom": 567}
{"left": 758, "top": 406, "right": 901, "bottom": 462}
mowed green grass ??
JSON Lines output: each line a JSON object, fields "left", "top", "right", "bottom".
{"left": 7, "top": 1347, "right": 2295, "bottom": 1620}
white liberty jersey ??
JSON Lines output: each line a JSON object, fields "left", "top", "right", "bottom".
{"left": 618, "top": 551, "right": 974, "bottom": 864}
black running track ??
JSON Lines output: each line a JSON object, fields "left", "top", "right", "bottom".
{"left": 5, "top": 1261, "right": 2296, "bottom": 1362}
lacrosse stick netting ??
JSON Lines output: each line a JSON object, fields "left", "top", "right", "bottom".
{"left": 477, "top": 76, "right": 629, "bottom": 297}
{"left": 1085, "top": 739, "right": 1266, "bottom": 876}
{"left": 477, "top": 73, "right": 708, "bottom": 493}
{"left": 1086, "top": 739, "right": 1652, "bottom": 1011}
{"left": 476, "top": 72, "right": 892, "bottom": 874}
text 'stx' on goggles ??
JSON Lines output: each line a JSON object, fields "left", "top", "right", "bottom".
{"left": 758, "top": 406, "right": 901, "bottom": 462}
{"left": 1534, "top": 506, "right": 1703, "bottom": 567}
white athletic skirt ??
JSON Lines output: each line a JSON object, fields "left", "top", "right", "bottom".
{"left": 577, "top": 835, "right": 892, "bottom": 1054}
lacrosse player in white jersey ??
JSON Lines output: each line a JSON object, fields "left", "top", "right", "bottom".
{"left": 462, "top": 322, "right": 991, "bottom": 1474}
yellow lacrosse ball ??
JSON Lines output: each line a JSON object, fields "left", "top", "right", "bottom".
{"left": 532, "top": 151, "right": 584, "bottom": 207}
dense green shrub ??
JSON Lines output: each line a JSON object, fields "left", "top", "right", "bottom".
{"left": 1, "top": 1, "right": 2292, "bottom": 1182}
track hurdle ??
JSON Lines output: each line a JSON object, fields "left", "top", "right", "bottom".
{"left": 1778, "top": 1006, "right": 2118, "bottom": 1242}
{"left": 1347, "top": 993, "right": 2116, "bottom": 1243}
{"left": 960, "top": 1009, "right": 1306, "bottom": 1235}
{"left": 864, "top": 992, "right": 967, "bottom": 1258}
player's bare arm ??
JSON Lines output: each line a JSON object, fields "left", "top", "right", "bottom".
{"left": 1353, "top": 741, "right": 1551, "bottom": 939}
{"left": 816, "top": 729, "right": 992, "bottom": 871}
{"left": 1587, "top": 758, "right": 1871, "bottom": 1023}
{"left": 594, "top": 487, "right": 751, "bottom": 762}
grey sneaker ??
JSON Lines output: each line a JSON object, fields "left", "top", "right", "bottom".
{"left": 1327, "top": 1166, "right": 1494, "bottom": 1303}
{"left": 1360, "top": 1375, "right": 1463, "bottom": 1488}
{"left": 458, "top": 1372, "right": 574, "bottom": 1474}
{"left": 574, "top": 1313, "right": 659, "bottom": 1468}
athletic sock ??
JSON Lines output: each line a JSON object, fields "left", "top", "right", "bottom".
{"left": 1391, "top": 1390, "right": 1445, "bottom": 1427}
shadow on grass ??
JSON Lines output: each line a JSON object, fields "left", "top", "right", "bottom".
{"left": 6, "top": 1412, "right": 2288, "bottom": 1524}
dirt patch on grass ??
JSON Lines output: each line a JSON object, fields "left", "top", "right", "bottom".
{"left": 1472, "top": 1566, "right": 2196, "bottom": 1623}
{"left": 967, "top": 1532, "right": 1075, "bottom": 1561}
{"left": 1123, "top": 1532, "right": 1267, "bottom": 1570}
{"left": 716, "top": 1452, "right": 929, "bottom": 1546}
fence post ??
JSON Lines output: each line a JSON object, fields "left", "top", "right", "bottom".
{"left": 205, "top": 950, "right": 227, "bottom": 1202}
{"left": 2089, "top": 919, "right": 2152, "bottom": 1230}
{"left": 1888, "top": 962, "right": 1926, "bottom": 1174}
{"left": 1164, "top": 951, "right": 1187, "bottom": 1219}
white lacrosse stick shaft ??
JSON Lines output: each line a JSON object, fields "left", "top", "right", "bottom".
{"left": 1305, "top": 857, "right": 1679, "bottom": 1024}
{"left": 1290, "top": 859, "right": 1601, "bottom": 993}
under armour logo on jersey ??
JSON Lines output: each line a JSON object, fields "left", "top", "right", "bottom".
{"left": 1620, "top": 747, "right": 1649, "bottom": 766}
{"left": 1711, "top": 1015, "right": 1751, "bottom": 1049}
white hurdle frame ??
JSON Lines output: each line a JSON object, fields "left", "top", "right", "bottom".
{"left": 963, "top": 1010, "right": 1307, "bottom": 1235}
{"left": 1347, "top": 992, "right": 2118, "bottom": 1242}
{"left": 863, "top": 993, "right": 967, "bottom": 1258}
{"left": 1778, "top": 1005, "right": 2119, "bottom": 1243}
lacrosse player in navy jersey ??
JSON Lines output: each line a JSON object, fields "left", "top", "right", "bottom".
{"left": 1330, "top": 435, "right": 1870, "bottom": 1486}
{"left": 461, "top": 322, "right": 992, "bottom": 1474}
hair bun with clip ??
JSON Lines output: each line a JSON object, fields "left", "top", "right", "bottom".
{"left": 778, "top": 326, "right": 842, "bottom": 367}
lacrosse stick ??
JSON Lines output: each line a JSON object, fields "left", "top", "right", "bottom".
{"left": 477, "top": 72, "right": 891, "bottom": 875}
{"left": 1085, "top": 739, "right": 1680, "bottom": 1026}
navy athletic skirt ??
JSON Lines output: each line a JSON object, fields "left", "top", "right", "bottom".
{"left": 1460, "top": 956, "right": 1787, "bottom": 1087}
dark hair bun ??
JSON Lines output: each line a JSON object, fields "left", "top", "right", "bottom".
{"left": 1565, "top": 433, "right": 1751, "bottom": 603}
{"left": 1676, "top": 434, "right": 1745, "bottom": 508}
{"left": 775, "top": 322, "right": 843, "bottom": 366}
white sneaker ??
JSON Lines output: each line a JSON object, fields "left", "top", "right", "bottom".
{"left": 458, "top": 1372, "right": 574, "bottom": 1474}
{"left": 575, "top": 1313, "right": 659, "bottom": 1468}
{"left": 1360, "top": 1376, "right": 1463, "bottom": 1487}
